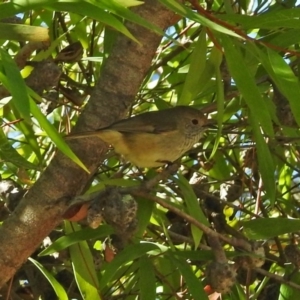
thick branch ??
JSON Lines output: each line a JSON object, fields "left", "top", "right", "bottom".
{"left": 0, "top": 0, "right": 178, "bottom": 286}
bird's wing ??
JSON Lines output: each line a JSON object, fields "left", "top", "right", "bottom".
{"left": 104, "top": 111, "right": 177, "bottom": 134}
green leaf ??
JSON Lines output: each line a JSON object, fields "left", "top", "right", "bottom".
{"left": 10, "top": 106, "right": 43, "bottom": 162}
{"left": 39, "top": 225, "right": 114, "bottom": 256}
{"left": 220, "top": 35, "right": 274, "bottom": 137}
{"left": 99, "top": 242, "right": 161, "bottom": 289}
{"left": 209, "top": 46, "right": 223, "bottom": 159}
{"left": 249, "top": 114, "right": 276, "bottom": 204}
{"left": 158, "top": 0, "right": 243, "bottom": 38}
{"left": 114, "top": 0, "right": 143, "bottom": 6}
{"left": 170, "top": 255, "right": 208, "bottom": 299}
{"left": 174, "top": 174, "right": 209, "bottom": 249}
{"left": 265, "top": 47, "right": 300, "bottom": 126}
{"left": 0, "top": 49, "right": 30, "bottom": 121}
{"left": 0, "top": 23, "right": 49, "bottom": 42}
{"left": 135, "top": 196, "right": 155, "bottom": 237}
{"left": 64, "top": 222, "right": 101, "bottom": 300}
{"left": 48, "top": 1, "right": 141, "bottom": 44}
{"left": 243, "top": 218, "right": 300, "bottom": 240}
{"left": 139, "top": 255, "right": 156, "bottom": 300}
{"left": 29, "top": 258, "right": 68, "bottom": 300}
{"left": 179, "top": 28, "right": 207, "bottom": 105}
{"left": 208, "top": 151, "right": 231, "bottom": 180}
{"left": 280, "top": 266, "right": 300, "bottom": 300}
{"left": 0, "top": 129, "right": 39, "bottom": 170}
{"left": 28, "top": 95, "right": 89, "bottom": 173}
{"left": 267, "top": 29, "right": 300, "bottom": 48}
{"left": 0, "top": 51, "right": 43, "bottom": 161}
{"left": 0, "top": 0, "right": 140, "bottom": 43}
{"left": 95, "top": 0, "right": 163, "bottom": 36}
{"left": 220, "top": 8, "right": 300, "bottom": 30}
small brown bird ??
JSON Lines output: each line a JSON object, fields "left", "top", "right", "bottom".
{"left": 67, "top": 106, "right": 208, "bottom": 167}
{"left": 54, "top": 41, "right": 84, "bottom": 63}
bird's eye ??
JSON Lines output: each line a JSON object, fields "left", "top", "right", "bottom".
{"left": 192, "top": 119, "right": 199, "bottom": 125}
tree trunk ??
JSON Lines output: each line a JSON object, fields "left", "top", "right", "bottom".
{"left": 0, "top": 0, "right": 178, "bottom": 287}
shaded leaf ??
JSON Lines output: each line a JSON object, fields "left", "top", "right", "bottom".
{"left": 64, "top": 222, "right": 101, "bottom": 300}
{"left": 159, "top": 0, "right": 242, "bottom": 38}
{"left": 0, "top": 49, "right": 30, "bottom": 121}
{"left": 29, "top": 258, "right": 68, "bottom": 300}
{"left": 139, "top": 255, "right": 156, "bottom": 300}
{"left": 243, "top": 218, "right": 300, "bottom": 239}
{"left": 249, "top": 114, "right": 276, "bottom": 204}
{"left": 175, "top": 174, "right": 209, "bottom": 249}
{"left": 28, "top": 94, "right": 89, "bottom": 173}
{"left": 99, "top": 242, "right": 161, "bottom": 289}
{"left": 0, "top": 23, "right": 49, "bottom": 42}
{"left": 170, "top": 255, "right": 208, "bottom": 299}
{"left": 0, "top": 130, "right": 38, "bottom": 170}
{"left": 39, "top": 225, "right": 114, "bottom": 256}
{"left": 179, "top": 28, "right": 207, "bottom": 105}
{"left": 280, "top": 266, "right": 300, "bottom": 300}
{"left": 220, "top": 35, "right": 274, "bottom": 137}
{"left": 220, "top": 8, "right": 300, "bottom": 30}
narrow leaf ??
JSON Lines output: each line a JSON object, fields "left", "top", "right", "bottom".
{"left": 99, "top": 242, "right": 161, "bottom": 289}
{"left": 220, "top": 35, "right": 274, "bottom": 137}
{"left": 179, "top": 29, "right": 207, "bottom": 105}
{"left": 13, "top": 118, "right": 42, "bottom": 162}
{"left": 28, "top": 96, "right": 89, "bottom": 173}
{"left": 266, "top": 47, "right": 300, "bottom": 126}
{"left": 29, "top": 258, "right": 68, "bottom": 300}
{"left": 65, "top": 222, "right": 101, "bottom": 300}
{"left": 139, "top": 255, "right": 156, "bottom": 300}
{"left": 174, "top": 174, "right": 209, "bottom": 249}
{"left": 0, "top": 49, "right": 30, "bottom": 121}
{"left": 39, "top": 225, "right": 114, "bottom": 256}
{"left": 135, "top": 196, "right": 155, "bottom": 237}
{"left": 280, "top": 266, "right": 300, "bottom": 300}
{"left": 0, "top": 0, "right": 141, "bottom": 43}
{"left": 48, "top": 2, "right": 141, "bottom": 44}
{"left": 170, "top": 255, "right": 208, "bottom": 299}
{"left": 249, "top": 114, "right": 276, "bottom": 204}
{"left": 220, "top": 8, "right": 300, "bottom": 30}
{"left": 0, "top": 129, "right": 38, "bottom": 169}
{"left": 0, "top": 23, "right": 49, "bottom": 42}
{"left": 96, "top": 0, "right": 163, "bottom": 36}
{"left": 243, "top": 218, "right": 300, "bottom": 240}
{"left": 159, "top": 0, "right": 243, "bottom": 38}
{"left": 209, "top": 46, "right": 224, "bottom": 159}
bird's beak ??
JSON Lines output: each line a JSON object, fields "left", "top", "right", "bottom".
{"left": 204, "top": 118, "right": 217, "bottom": 128}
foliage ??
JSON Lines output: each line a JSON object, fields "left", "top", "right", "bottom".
{"left": 1, "top": 0, "right": 300, "bottom": 299}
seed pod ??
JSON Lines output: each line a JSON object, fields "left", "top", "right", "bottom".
{"left": 206, "top": 262, "right": 236, "bottom": 294}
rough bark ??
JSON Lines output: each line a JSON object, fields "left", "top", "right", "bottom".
{"left": 0, "top": 0, "right": 178, "bottom": 286}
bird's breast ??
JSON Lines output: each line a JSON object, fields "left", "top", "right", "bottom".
{"left": 97, "top": 129, "right": 200, "bottom": 168}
